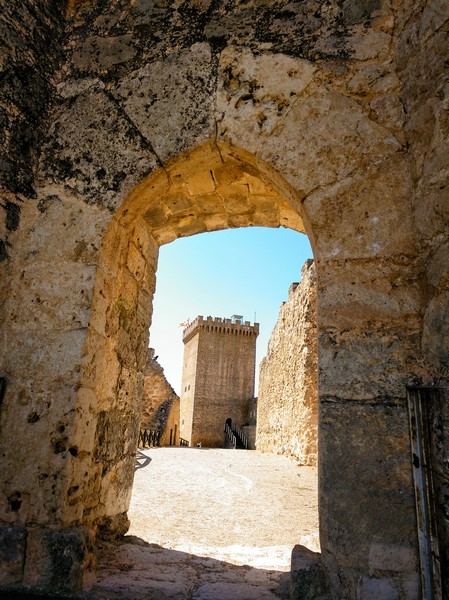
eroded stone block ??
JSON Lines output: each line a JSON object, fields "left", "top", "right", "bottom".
{"left": 290, "top": 545, "right": 331, "bottom": 600}
{"left": 23, "top": 526, "right": 93, "bottom": 593}
{"left": 0, "top": 525, "right": 27, "bottom": 585}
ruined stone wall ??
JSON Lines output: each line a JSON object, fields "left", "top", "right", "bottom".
{"left": 141, "top": 349, "right": 180, "bottom": 446}
{"left": 395, "top": 2, "right": 449, "bottom": 382}
{"left": 0, "top": 1, "right": 447, "bottom": 596}
{"left": 0, "top": 1, "right": 65, "bottom": 201}
{"left": 257, "top": 259, "right": 317, "bottom": 466}
{"left": 180, "top": 317, "right": 258, "bottom": 447}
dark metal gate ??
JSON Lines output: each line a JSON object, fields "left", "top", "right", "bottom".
{"left": 407, "top": 387, "right": 449, "bottom": 600}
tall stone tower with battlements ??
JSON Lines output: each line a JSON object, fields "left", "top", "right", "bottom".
{"left": 180, "top": 315, "right": 259, "bottom": 447}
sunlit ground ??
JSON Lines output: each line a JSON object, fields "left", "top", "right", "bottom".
{"left": 128, "top": 447, "right": 319, "bottom": 571}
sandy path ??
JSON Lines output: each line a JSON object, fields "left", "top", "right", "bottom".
{"left": 91, "top": 448, "right": 319, "bottom": 599}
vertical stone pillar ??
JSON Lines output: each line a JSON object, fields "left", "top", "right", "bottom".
{"left": 0, "top": 196, "right": 108, "bottom": 593}
{"left": 316, "top": 255, "right": 421, "bottom": 599}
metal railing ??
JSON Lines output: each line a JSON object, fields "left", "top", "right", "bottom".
{"left": 224, "top": 422, "right": 237, "bottom": 449}
{"left": 234, "top": 425, "right": 248, "bottom": 449}
{"left": 179, "top": 437, "right": 189, "bottom": 447}
{"left": 138, "top": 429, "right": 161, "bottom": 448}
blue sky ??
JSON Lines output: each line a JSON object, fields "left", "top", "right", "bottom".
{"left": 149, "top": 226, "right": 313, "bottom": 395}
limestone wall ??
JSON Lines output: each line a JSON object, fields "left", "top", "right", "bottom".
{"left": 0, "top": 1, "right": 447, "bottom": 597}
{"left": 141, "top": 349, "right": 180, "bottom": 447}
{"left": 257, "top": 260, "right": 317, "bottom": 466}
{"left": 395, "top": 2, "right": 449, "bottom": 381}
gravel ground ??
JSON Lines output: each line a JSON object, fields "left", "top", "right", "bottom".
{"left": 92, "top": 447, "right": 319, "bottom": 600}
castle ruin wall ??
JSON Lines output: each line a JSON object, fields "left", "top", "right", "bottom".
{"left": 0, "top": 1, "right": 447, "bottom": 597}
{"left": 140, "top": 349, "right": 180, "bottom": 447}
{"left": 257, "top": 259, "right": 317, "bottom": 466}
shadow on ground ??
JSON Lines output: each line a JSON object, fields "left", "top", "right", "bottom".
{"left": 135, "top": 450, "right": 152, "bottom": 471}
{"left": 89, "top": 535, "right": 291, "bottom": 600}
{"left": 0, "top": 536, "right": 290, "bottom": 600}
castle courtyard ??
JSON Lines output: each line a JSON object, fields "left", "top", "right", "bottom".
{"left": 91, "top": 448, "right": 318, "bottom": 599}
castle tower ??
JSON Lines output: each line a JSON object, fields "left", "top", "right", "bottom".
{"left": 180, "top": 315, "right": 259, "bottom": 447}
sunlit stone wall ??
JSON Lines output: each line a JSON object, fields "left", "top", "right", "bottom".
{"left": 257, "top": 260, "right": 317, "bottom": 466}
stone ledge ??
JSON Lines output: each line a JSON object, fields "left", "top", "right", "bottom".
{"left": 290, "top": 545, "right": 331, "bottom": 600}
{"left": 0, "top": 525, "right": 94, "bottom": 596}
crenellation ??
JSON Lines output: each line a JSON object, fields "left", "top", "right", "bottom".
{"left": 183, "top": 314, "right": 259, "bottom": 343}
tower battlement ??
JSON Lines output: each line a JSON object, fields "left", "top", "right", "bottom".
{"left": 182, "top": 315, "right": 259, "bottom": 344}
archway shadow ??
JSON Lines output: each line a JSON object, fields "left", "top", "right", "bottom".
{"left": 89, "top": 536, "right": 291, "bottom": 599}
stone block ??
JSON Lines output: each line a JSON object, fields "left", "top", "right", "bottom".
{"left": 258, "top": 86, "right": 401, "bottom": 198}
{"left": 41, "top": 90, "right": 158, "bottom": 210}
{"left": 290, "top": 545, "right": 331, "bottom": 600}
{"left": 368, "top": 543, "right": 416, "bottom": 573}
{"left": 316, "top": 256, "right": 422, "bottom": 331}
{"left": 0, "top": 525, "right": 27, "bottom": 585}
{"left": 361, "top": 576, "right": 399, "bottom": 600}
{"left": 346, "top": 31, "right": 391, "bottom": 60}
{"left": 303, "top": 154, "right": 413, "bottom": 261}
{"left": 18, "top": 190, "right": 109, "bottom": 266}
{"left": 217, "top": 47, "right": 316, "bottom": 152}
{"left": 318, "top": 326, "right": 421, "bottom": 400}
{"left": 112, "top": 43, "right": 215, "bottom": 162}
{"left": 2, "top": 328, "right": 87, "bottom": 388}
{"left": 186, "top": 171, "right": 216, "bottom": 196}
{"left": 319, "top": 401, "right": 418, "bottom": 574}
{"left": 126, "top": 242, "right": 146, "bottom": 283}
{"left": 4, "top": 262, "right": 96, "bottom": 331}
{"left": 23, "top": 526, "right": 93, "bottom": 593}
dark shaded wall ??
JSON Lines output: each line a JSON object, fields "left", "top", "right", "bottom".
{"left": 0, "top": 0, "right": 66, "bottom": 257}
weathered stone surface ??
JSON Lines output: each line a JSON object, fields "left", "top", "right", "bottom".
{"left": 1, "top": 1, "right": 448, "bottom": 597}
{"left": 395, "top": 2, "right": 449, "bottom": 389}
{"left": 257, "top": 260, "right": 317, "bottom": 465}
{"left": 217, "top": 48, "right": 316, "bottom": 152}
{"left": 258, "top": 86, "right": 402, "bottom": 197}
{"left": 140, "top": 349, "right": 180, "bottom": 447}
{"left": 112, "top": 42, "right": 215, "bottom": 163}
{"left": 0, "top": 2, "right": 65, "bottom": 198}
{"left": 291, "top": 545, "right": 331, "bottom": 600}
{"left": 0, "top": 525, "right": 27, "bottom": 585}
{"left": 23, "top": 526, "right": 94, "bottom": 592}
{"left": 319, "top": 400, "right": 419, "bottom": 598}
{"left": 40, "top": 88, "right": 159, "bottom": 211}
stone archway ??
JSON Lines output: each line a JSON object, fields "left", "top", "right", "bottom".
{"left": 63, "top": 129, "right": 420, "bottom": 599}
{"left": 69, "top": 141, "right": 309, "bottom": 538}
{"left": 2, "top": 1, "right": 441, "bottom": 594}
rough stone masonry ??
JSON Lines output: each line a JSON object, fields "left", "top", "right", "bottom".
{"left": 257, "top": 259, "right": 318, "bottom": 466}
{"left": 0, "top": 1, "right": 448, "bottom": 599}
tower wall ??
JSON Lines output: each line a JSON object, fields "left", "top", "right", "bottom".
{"left": 179, "top": 332, "right": 200, "bottom": 444}
{"left": 180, "top": 316, "right": 259, "bottom": 447}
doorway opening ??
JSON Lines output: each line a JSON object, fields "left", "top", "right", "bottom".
{"left": 76, "top": 141, "right": 320, "bottom": 578}
{"left": 127, "top": 224, "right": 318, "bottom": 572}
